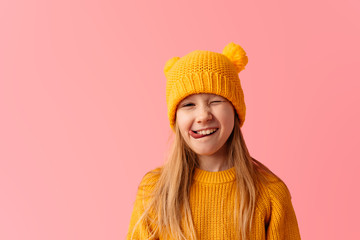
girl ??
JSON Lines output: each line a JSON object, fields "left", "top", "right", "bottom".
{"left": 126, "top": 42, "right": 301, "bottom": 240}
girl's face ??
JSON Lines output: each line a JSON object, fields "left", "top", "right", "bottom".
{"left": 176, "top": 93, "right": 235, "bottom": 157}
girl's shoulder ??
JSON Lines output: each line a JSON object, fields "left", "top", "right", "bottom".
{"left": 255, "top": 171, "right": 294, "bottom": 221}
{"left": 137, "top": 166, "right": 163, "bottom": 193}
{"left": 253, "top": 158, "right": 293, "bottom": 201}
{"left": 257, "top": 171, "right": 293, "bottom": 207}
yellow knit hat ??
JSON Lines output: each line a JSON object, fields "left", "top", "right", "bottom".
{"left": 164, "top": 42, "right": 248, "bottom": 132}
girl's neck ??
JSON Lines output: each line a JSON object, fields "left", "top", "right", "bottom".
{"left": 197, "top": 144, "right": 231, "bottom": 172}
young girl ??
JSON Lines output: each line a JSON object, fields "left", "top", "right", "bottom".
{"left": 126, "top": 42, "right": 301, "bottom": 240}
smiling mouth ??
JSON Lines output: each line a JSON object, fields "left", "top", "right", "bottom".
{"left": 189, "top": 128, "right": 218, "bottom": 139}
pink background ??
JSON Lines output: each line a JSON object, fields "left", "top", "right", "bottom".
{"left": 1, "top": 0, "right": 359, "bottom": 239}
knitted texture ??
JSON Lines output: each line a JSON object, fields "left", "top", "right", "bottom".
{"left": 127, "top": 167, "right": 301, "bottom": 240}
{"left": 164, "top": 42, "right": 248, "bottom": 132}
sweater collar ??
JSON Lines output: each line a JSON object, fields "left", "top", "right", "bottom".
{"left": 193, "top": 166, "right": 236, "bottom": 183}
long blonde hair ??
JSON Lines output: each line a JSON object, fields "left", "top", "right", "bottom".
{"left": 130, "top": 113, "right": 281, "bottom": 240}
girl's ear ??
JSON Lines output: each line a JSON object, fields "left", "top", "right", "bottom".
{"left": 164, "top": 57, "right": 180, "bottom": 75}
{"left": 222, "top": 42, "right": 248, "bottom": 73}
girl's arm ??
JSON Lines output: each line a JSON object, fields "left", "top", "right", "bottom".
{"left": 126, "top": 171, "right": 159, "bottom": 240}
{"left": 266, "top": 180, "right": 301, "bottom": 240}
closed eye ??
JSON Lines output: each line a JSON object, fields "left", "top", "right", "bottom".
{"left": 182, "top": 103, "right": 194, "bottom": 107}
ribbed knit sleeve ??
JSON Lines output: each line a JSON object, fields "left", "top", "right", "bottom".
{"left": 126, "top": 170, "right": 160, "bottom": 240}
{"left": 266, "top": 180, "right": 301, "bottom": 240}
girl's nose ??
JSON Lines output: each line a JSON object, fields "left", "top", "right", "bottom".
{"left": 196, "top": 107, "right": 213, "bottom": 123}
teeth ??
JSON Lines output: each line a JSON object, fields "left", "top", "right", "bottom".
{"left": 197, "top": 129, "right": 217, "bottom": 135}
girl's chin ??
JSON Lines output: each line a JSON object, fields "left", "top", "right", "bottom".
{"left": 193, "top": 148, "right": 220, "bottom": 156}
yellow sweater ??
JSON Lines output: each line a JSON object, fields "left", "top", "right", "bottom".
{"left": 127, "top": 167, "right": 301, "bottom": 239}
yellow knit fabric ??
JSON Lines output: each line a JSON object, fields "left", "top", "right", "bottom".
{"left": 126, "top": 167, "right": 301, "bottom": 240}
{"left": 164, "top": 42, "right": 248, "bottom": 132}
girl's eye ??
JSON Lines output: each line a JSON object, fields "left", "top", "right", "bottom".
{"left": 211, "top": 101, "right": 222, "bottom": 104}
{"left": 183, "top": 103, "right": 194, "bottom": 107}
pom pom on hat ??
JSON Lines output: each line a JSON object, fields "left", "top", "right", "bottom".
{"left": 222, "top": 42, "right": 248, "bottom": 73}
{"left": 164, "top": 56, "right": 180, "bottom": 74}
